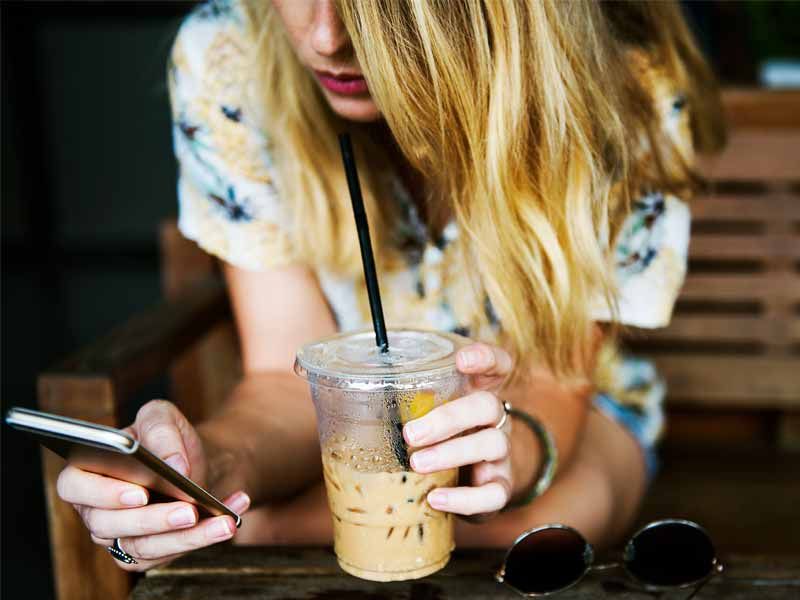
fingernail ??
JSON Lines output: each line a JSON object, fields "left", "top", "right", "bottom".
{"left": 208, "top": 518, "right": 234, "bottom": 540}
{"left": 228, "top": 492, "right": 250, "bottom": 514}
{"left": 164, "top": 453, "right": 188, "bottom": 477}
{"left": 460, "top": 350, "right": 478, "bottom": 368}
{"left": 428, "top": 489, "right": 447, "bottom": 509}
{"left": 404, "top": 420, "right": 430, "bottom": 445}
{"left": 410, "top": 449, "right": 434, "bottom": 471}
{"left": 120, "top": 489, "right": 147, "bottom": 507}
{"left": 167, "top": 506, "right": 197, "bottom": 528}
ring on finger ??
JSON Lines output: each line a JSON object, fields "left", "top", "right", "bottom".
{"left": 107, "top": 538, "right": 137, "bottom": 565}
{"left": 494, "top": 400, "right": 513, "bottom": 429}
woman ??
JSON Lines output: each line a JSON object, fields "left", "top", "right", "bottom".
{"left": 56, "top": 0, "right": 724, "bottom": 571}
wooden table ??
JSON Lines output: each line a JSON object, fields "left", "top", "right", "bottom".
{"left": 132, "top": 545, "right": 800, "bottom": 599}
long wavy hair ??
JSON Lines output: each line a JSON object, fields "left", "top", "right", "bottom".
{"left": 241, "top": 0, "right": 724, "bottom": 380}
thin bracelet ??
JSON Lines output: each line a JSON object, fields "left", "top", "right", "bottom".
{"left": 502, "top": 405, "right": 558, "bottom": 510}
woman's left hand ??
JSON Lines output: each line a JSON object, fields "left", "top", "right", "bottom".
{"left": 403, "top": 342, "right": 513, "bottom": 519}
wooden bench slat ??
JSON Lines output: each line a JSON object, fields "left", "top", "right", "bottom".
{"left": 680, "top": 274, "right": 800, "bottom": 302}
{"left": 689, "top": 234, "right": 800, "bottom": 260}
{"left": 720, "top": 88, "right": 800, "bottom": 129}
{"left": 697, "top": 130, "right": 800, "bottom": 180}
{"left": 641, "top": 315, "right": 800, "bottom": 344}
{"left": 692, "top": 194, "right": 800, "bottom": 221}
{"left": 651, "top": 356, "right": 800, "bottom": 406}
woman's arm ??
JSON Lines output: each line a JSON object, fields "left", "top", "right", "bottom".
{"left": 242, "top": 327, "right": 648, "bottom": 548}
{"left": 53, "top": 262, "right": 337, "bottom": 571}
{"left": 456, "top": 407, "right": 648, "bottom": 548}
{"left": 248, "top": 407, "right": 647, "bottom": 548}
{"left": 412, "top": 327, "right": 603, "bottom": 511}
{"left": 499, "top": 360, "right": 591, "bottom": 504}
{"left": 198, "top": 263, "right": 337, "bottom": 504}
{"left": 501, "top": 324, "right": 605, "bottom": 502}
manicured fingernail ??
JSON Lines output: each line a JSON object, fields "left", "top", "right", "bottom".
{"left": 410, "top": 449, "right": 434, "bottom": 471}
{"left": 460, "top": 350, "right": 478, "bottom": 368}
{"left": 120, "top": 489, "right": 147, "bottom": 507}
{"left": 228, "top": 492, "right": 250, "bottom": 514}
{"left": 167, "top": 506, "right": 197, "bottom": 528}
{"left": 404, "top": 420, "right": 430, "bottom": 444}
{"left": 208, "top": 518, "right": 233, "bottom": 540}
{"left": 164, "top": 453, "right": 188, "bottom": 477}
{"left": 428, "top": 489, "right": 447, "bottom": 509}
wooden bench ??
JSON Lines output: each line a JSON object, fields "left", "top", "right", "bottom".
{"left": 37, "top": 89, "right": 800, "bottom": 600}
{"left": 629, "top": 89, "right": 800, "bottom": 450}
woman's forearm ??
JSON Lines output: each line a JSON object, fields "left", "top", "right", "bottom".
{"left": 504, "top": 371, "right": 590, "bottom": 502}
{"left": 239, "top": 408, "right": 648, "bottom": 548}
{"left": 506, "top": 325, "right": 605, "bottom": 502}
{"left": 198, "top": 371, "right": 322, "bottom": 505}
{"left": 457, "top": 408, "right": 648, "bottom": 548}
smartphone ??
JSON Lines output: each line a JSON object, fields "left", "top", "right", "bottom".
{"left": 5, "top": 407, "right": 241, "bottom": 527}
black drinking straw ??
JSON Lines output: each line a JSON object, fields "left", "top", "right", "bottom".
{"left": 338, "top": 133, "right": 390, "bottom": 353}
{"left": 338, "top": 133, "right": 409, "bottom": 469}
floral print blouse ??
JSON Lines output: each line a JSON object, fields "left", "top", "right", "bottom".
{"left": 168, "top": 0, "right": 693, "bottom": 453}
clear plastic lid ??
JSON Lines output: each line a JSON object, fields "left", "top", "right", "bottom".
{"left": 294, "top": 328, "right": 470, "bottom": 390}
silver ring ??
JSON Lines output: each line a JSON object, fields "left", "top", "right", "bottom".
{"left": 494, "top": 400, "right": 512, "bottom": 429}
{"left": 106, "top": 538, "right": 137, "bottom": 565}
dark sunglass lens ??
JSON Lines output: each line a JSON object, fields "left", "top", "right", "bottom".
{"left": 504, "top": 527, "right": 591, "bottom": 595}
{"left": 625, "top": 521, "right": 715, "bottom": 587}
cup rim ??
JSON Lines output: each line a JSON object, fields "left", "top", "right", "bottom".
{"left": 294, "top": 328, "right": 471, "bottom": 390}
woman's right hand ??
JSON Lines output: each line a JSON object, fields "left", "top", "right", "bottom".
{"left": 56, "top": 400, "right": 251, "bottom": 571}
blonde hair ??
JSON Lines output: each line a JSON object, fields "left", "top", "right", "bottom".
{"left": 242, "top": 0, "right": 723, "bottom": 381}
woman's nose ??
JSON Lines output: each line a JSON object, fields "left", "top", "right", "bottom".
{"left": 310, "top": 0, "right": 349, "bottom": 57}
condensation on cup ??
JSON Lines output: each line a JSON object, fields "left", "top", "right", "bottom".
{"left": 295, "top": 328, "right": 470, "bottom": 581}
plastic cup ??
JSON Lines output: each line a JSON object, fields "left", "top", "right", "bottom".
{"left": 294, "top": 328, "right": 470, "bottom": 581}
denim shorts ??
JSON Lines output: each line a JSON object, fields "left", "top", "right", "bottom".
{"left": 592, "top": 356, "right": 666, "bottom": 482}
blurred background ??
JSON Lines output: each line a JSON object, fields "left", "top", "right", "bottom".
{"left": 2, "top": 1, "right": 799, "bottom": 598}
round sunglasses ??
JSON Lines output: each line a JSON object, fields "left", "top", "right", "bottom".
{"left": 495, "top": 519, "right": 724, "bottom": 597}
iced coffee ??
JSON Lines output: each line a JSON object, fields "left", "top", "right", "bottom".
{"left": 295, "top": 329, "right": 469, "bottom": 581}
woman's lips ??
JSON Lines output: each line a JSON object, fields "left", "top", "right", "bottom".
{"left": 315, "top": 71, "right": 369, "bottom": 96}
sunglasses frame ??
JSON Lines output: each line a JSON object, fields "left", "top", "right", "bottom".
{"left": 495, "top": 518, "right": 723, "bottom": 598}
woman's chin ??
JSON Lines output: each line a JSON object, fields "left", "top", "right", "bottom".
{"left": 325, "top": 93, "right": 382, "bottom": 123}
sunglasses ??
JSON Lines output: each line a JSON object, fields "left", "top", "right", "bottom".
{"left": 496, "top": 519, "right": 723, "bottom": 598}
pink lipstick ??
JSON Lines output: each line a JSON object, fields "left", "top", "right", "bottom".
{"left": 315, "top": 71, "right": 369, "bottom": 96}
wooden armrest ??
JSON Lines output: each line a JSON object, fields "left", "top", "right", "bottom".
{"left": 36, "top": 275, "right": 230, "bottom": 600}
{"left": 40, "top": 275, "right": 230, "bottom": 414}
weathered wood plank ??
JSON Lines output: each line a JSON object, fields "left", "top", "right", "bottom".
{"left": 719, "top": 88, "right": 800, "bottom": 129}
{"left": 697, "top": 130, "right": 800, "bottom": 181}
{"left": 160, "top": 221, "right": 240, "bottom": 423}
{"left": 691, "top": 194, "right": 800, "bottom": 221}
{"left": 134, "top": 546, "right": 800, "bottom": 600}
{"left": 43, "top": 276, "right": 229, "bottom": 403}
{"left": 689, "top": 235, "right": 800, "bottom": 260}
{"left": 680, "top": 274, "right": 800, "bottom": 302}
{"left": 134, "top": 447, "right": 800, "bottom": 597}
{"left": 132, "top": 574, "right": 800, "bottom": 599}
{"left": 159, "top": 221, "right": 217, "bottom": 300}
{"left": 37, "top": 377, "right": 131, "bottom": 600}
{"left": 650, "top": 356, "right": 800, "bottom": 405}
{"left": 147, "top": 546, "right": 800, "bottom": 580}
{"left": 640, "top": 315, "right": 800, "bottom": 344}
